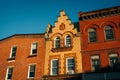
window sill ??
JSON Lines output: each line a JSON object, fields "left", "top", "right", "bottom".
{"left": 28, "top": 54, "right": 37, "bottom": 57}
{"left": 7, "top": 57, "right": 15, "bottom": 61}
{"left": 51, "top": 46, "right": 72, "bottom": 52}
{"left": 27, "top": 77, "right": 34, "bottom": 80}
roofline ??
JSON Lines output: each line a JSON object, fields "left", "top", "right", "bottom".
{"left": 0, "top": 33, "right": 45, "bottom": 41}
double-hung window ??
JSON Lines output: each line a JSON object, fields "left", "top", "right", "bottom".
{"left": 31, "top": 43, "right": 38, "bottom": 55}
{"left": 51, "top": 59, "right": 59, "bottom": 75}
{"left": 88, "top": 28, "right": 97, "bottom": 42}
{"left": 28, "top": 64, "right": 36, "bottom": 78}
{"left": 65, "top": 35, "right": 71, "bottom": 47}
{"left": 54, "top": 37, "right": 60, "bottom": 48}
{"left": 6, "top": 66, "right": 14, "bottom": 80}
{"left": 91, "top": 55, "right": 101, "bottom": 71}
{"left": 66, "top": 58, "right": 75, "bottom": 74}
{"left": 104, "top": 25, "right": 114, "bottom": 40}
{"left": 10, "top": 46, "right": 17, "bottom": 58}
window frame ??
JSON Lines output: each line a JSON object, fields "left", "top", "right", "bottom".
{"left": 65, "top": 35, "right": 71, "bottom": 47}
{"left": 54, "top": 36, "right": 60, "bottom": 48}
{"left": 30, "top": 42, "right": 38, "bottom": 55}
{"left": 91, "top": 55, "right": 101, "bottom": 71}
{"left": 50, "top": 59, "right": 59, "bottom": 75}
{"left": 27, "top": 64, "right": 36, "bottom": 79}
{"left": 6, "top": 66, "right": 14, "bottom": 80}
{"left": 88, "top": 28, "right": 97, "bottom": 43}
{"left": 104, "top": 25, "right": 114, "bottom": 41}
{"left": 66, "top": 57, "right": 75, "bottom": 74}
{"left": 10, "top": 46, "right": 17, "bottom": 58}
{"left": 109, "top": 53, "right": 119, "bottom": 67}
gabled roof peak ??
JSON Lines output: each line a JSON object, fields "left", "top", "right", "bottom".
{"left": 60, "top": 10, "right": 66, "bottom": 16}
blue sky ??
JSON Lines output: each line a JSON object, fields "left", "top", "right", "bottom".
{"left": 0, "top": 0, "right": 120, "bottom": 39}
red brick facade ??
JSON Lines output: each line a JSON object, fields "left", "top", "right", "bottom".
{"left": 0, "top": 34, "right": 45, "bottom": 80}
{"left": 79, "top": 6, "right": 120, "bottom": 72}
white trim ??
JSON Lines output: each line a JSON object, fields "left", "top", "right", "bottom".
{"left": 30, "top": 42, "right": 38, "bottom": 55}
{"left": 90, "top": 55, "right": 100, "bottom": 71}
{"left": 65, "top": 35, "right": 71, "bottom": 47}
{"left": 9, "top": 46, "right": 17, "bottom": 58}
{"left": 50, "top": 59, "right": 58, "bottom": 75}
{"left": 27, "top": 63, "right": 36, "bottom": 79}
{"left": 5, "top": 66, "right": 14, "bottom": 80}
{"left": 66, "top": 57, "right": 75, "bottom": 74}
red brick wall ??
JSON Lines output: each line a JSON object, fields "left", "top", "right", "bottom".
{"left": 0, "top": 35, "right": 45, "bottom": 80}
{"left": 79, "top": 15, "right": 120, "bottom": 72}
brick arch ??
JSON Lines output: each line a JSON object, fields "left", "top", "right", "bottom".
{"left": 100, "top": 21, "right": 118, "bottom": 29}
{"left": 83, "top": 24, "right": 100, "bottom": 32}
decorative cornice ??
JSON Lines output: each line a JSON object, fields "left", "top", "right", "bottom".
{"left": 79, "top": 6, "right": 120, "bottom": 21}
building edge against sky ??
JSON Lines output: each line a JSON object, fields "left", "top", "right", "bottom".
{"left": 0, "top": 6, "right": 120, "bottom": 80}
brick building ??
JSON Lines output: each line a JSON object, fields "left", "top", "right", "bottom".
{"left": 43, "top": 10, "right": 82, "bottom": 80}
{"left": 0, "top": 6, "right": 120, "bottom": 80}
{"left": 0, "top": 34, "right": 45, "bottom": 80}
{"left": 78, "top": 6, "right": 120, "bottom": 80}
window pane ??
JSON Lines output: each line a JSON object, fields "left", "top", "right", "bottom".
{"left": 32, "top": 43, "right": 38, "bottom": 54}
{"left": 105, "top": 26, "right": 114, "bottom": 40}
{"left": 29, "top": 65, "right": 35, "bottom": 77}
{"left": 55, "top": 37, "right": 60, "bottom": 48}
{"left": 11, "top": 47, "right": 17, "bottom": 58}
{"left": 67, "top": 58, "right": 75, "bottom": 71}
{"left": 91, "top": 56, "right": 101, "bottom": 71}
{"left": 52, "top": 60, "right": 59, "bottom": 75}
{"left": 7, "top": 67, "right": 13, "bottom": 79}
{"left": 66, "top": 35, "right": 71, "bottom": 46}
{"left": 88, "top": 28, "right": 97, "bottom": 42}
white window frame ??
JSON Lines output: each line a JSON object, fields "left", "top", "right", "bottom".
{"left": 66, "top": 57, "right": 75, "bottom": 74}
{"left": 54, "top": 37, "right": 60, "bottom": 48}
{"left": 30, "top": 42, "right": 38, "bottom": 55}
{"left": 50, "top": 59, "right": 59, "bottom": 75}
{"left": 5, "top": 66, "right": 14, "bottom": 80}
{"left": 91, "top": 55, "right": 100, "bottom": 71}
{"left": 65, "top": 35, "right": 71, "bottom": 47}
{"left": 27, "top": 64, "right": 36, "bottom": 79}
{"left": 10, "top": 46, "right": 17, "bottom": 58}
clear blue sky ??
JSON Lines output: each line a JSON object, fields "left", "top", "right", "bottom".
{"left": 0, "top": 0, "right": 120, "bottom": 39}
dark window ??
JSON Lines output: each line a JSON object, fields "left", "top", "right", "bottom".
{"left": 29, "top": 65, "right": 36, "bottom": 78}
{"left": 7, "top": 67, "right": 13, "bottom": 80}
{"left": 67, "top": 58, "right": 75, "bottom": 74}
{"left": 109, "top": 53, "right": 119, "bottom": 66}
{"left": 91, "top": 56, "right": 101, "bottom": 71}
{"left": 88, "top": 28, "right": 97, "bottom": 42}
{"left": 105, "top": 26, "right": 114, "bottom": 40}
{"left": 65, "top": 35, "right": 71, "bottom": 47}
{"left": 31, "top": 43, "right": 38, "bottom": 55}
{"left": 10, "top": 46, "right": 17, "bottom": 58}
{"left": 51, "top": 59, "right": 59, "bottom": 75}
{"left": 55, "top": 37, "right": 60, "bottom": 48}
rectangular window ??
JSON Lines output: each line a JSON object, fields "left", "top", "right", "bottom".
{"left": 91, "top": 55, "right": 101, "bottom": 71}
{"left": 28, "top": 64, "right": 36, "bottom": 78}
{"left": 109, "top": 53, "right": 119, "bottom": 67}
{"left": 10, "top": 46, "right": 17, "bottom": 58}
{"left": 66, "top": 58, "right": 75, "bottom": 74}
{"left": 51, "top": 59, "right": 59, "bottom": 75}
{"left": 6, "top": 66, "right": 14, "bottom": 80}
{"left": 31, "top": 43, "right": 38, "bottom": 55}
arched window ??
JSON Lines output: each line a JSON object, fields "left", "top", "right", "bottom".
{"left": 54, "top": 36, "right": 60, "bottom": 48}
{"left": 104, "top": 25, "right": 114, "bottom": 40}
{"left": 88, "top": 28, "right": 97, "bottom": 42}
{"left": 65, "top": 35, "right": 71, "bottom": 47}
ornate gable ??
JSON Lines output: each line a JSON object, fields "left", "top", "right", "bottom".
{"left": 45, "top": 10, "right": 77, "bottom": 40}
